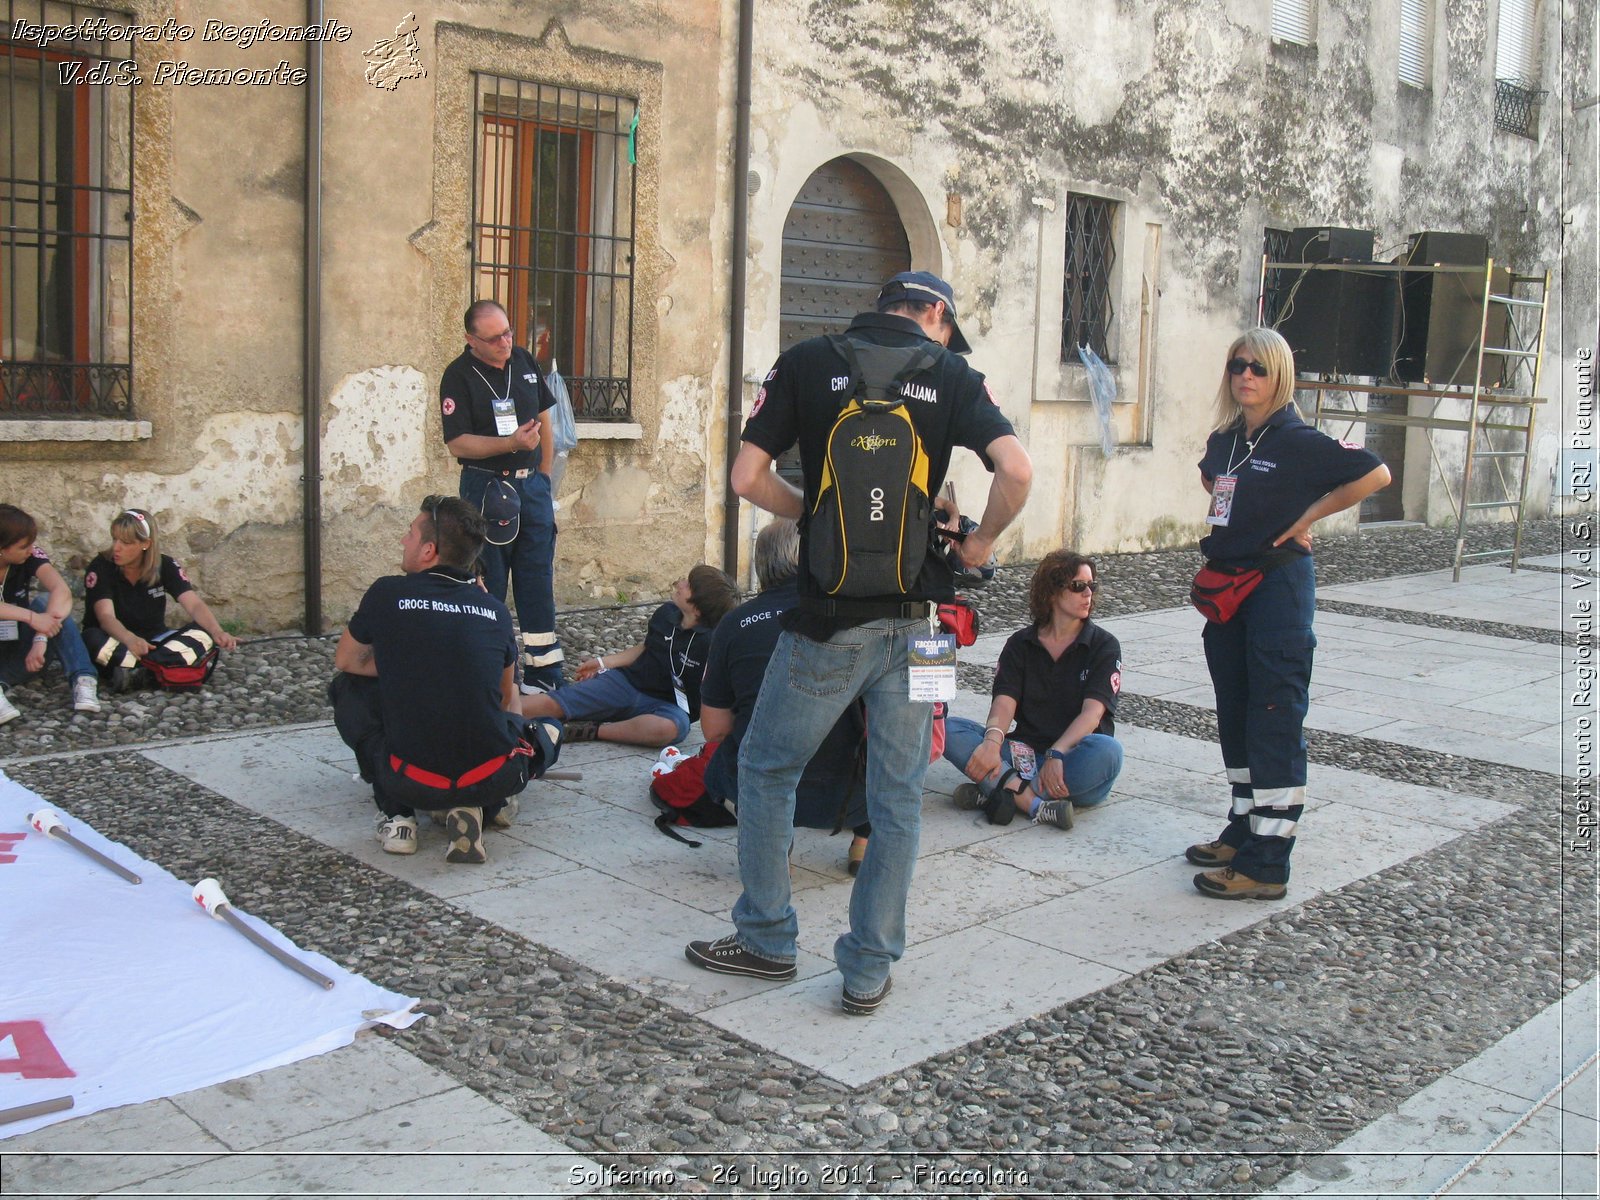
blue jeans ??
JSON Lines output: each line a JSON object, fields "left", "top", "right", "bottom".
{"left": 1201, "top": 553, "right": 1315, "bottom": 884}
{"left": 0, "top": 596, "right": 95, "bottom": 687}
{"left": 943, "top": 717, "right": 1122, "bottom": 808}
{"left": 458, "top": 467, "right": 562, "bottom": 690}
{"left": 732, "top": 619, "right": 932, "bottom": 995}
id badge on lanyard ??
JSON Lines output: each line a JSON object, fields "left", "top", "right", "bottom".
{"left": 907, "top": 631, "right": 956, "bottom": 702}
{"left": 1206, "top": 473, "right": 1237, "bottom": 527}
{"left": 492, "top": 393, "right": 518, "bottom": 437}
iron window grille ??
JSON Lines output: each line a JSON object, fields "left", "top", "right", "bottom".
{"left": 1493, "top": 77, "right": 1542, "bottom": 138}
{"left": 1061, "top": 193, "right": 1116, "bottom": 364}
{"left": 472, "top": 74, "right": 637, "bottom": 421}
{"left": 0, "top": 1, "right": 134, "bottom": 418}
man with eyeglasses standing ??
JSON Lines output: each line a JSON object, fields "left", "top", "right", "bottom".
{"left": 331, "top": 496, "right": 558, "bottom": 863}
{"left": 439, "top": 299, "right": 563, "bottom": 693}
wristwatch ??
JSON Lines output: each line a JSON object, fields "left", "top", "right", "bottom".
{"left": 1045, "top": 748, "right": 1069, "bottom": 766}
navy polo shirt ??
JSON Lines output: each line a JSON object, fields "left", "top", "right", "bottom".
{"left": 992, "top": 620, "right": 1121, "bottom": 751}
{"left": 622, "top": 602, "right": 711, "bottom": 721}
{"left": 347, "top": 566, "right": 518, "bottom": 775}
{"left": 1198, "top": 405, "right": 1383, "bottom": 562}
{"left": 83, "top": 553, "right": 194, "bottom": 638}
{"left": 439, "top": 345, "right": 555, "bottom": 473}
{"left": 2, "top": 545, "right": 48, "bottom": 608}
{"left": 742, "top": 311, "right": 1015, "bottom": 609}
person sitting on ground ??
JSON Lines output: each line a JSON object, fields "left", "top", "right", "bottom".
{"left": 331, "top": 495, "right": 556, "bottom": 864}
{"left": 699, "top": 519, "right": 871, "bottom": 874}
{"left": 944, "top": 550, "right": 1124, "bottom": 830}
{"left": 0, "top": 504, "right": 101, "bottom": 723}
{"left": 81, "top": 508, "right": 238, "bottom": 692}
{"left": 522, "top": 564, "right": 740, "bottom": 746}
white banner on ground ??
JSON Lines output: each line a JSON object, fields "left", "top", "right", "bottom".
{"left": 0, "top": 770, "right": 421, "bottom": 1139}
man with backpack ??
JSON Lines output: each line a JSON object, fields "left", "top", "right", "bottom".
{"left": 686, "top": 271, "right": 1032, "bottom": 1015}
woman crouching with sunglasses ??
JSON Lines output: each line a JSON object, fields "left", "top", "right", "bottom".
{"left": 1187, "top": 328, "right": 1389, "bottom": 900}
{"left": 944, "top": 550, "right": 1124, "bottom": 830}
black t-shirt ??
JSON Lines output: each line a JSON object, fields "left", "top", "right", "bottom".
{"left": 2, "top": 545, "right": 47, "bottom": 608}
{"left": 347, "top": 567, "right": 518, "bottom": 775}
{"left": 742, "top": 311, "right": 1015, "bottom": 617}
{"left": 992, "top": 620, "right": 1122, "bottom": 751}
{"left": 1197, "top": 405, "right": 1383, "bottom": 562}
{"left": 83, "top": 553, "right": 194, "bottom": 638}
{"left": 439, "top": 345, "right": 556, "bottom": 473}
{"left": 622, "top": 602, "right": 710, "bottom": 721}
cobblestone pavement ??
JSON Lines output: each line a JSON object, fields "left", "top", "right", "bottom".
{"left": 1, "top": 518, "right": 1593, "bottom": 1197}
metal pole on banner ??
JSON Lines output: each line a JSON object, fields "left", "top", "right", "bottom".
{"left": 192, "top": 878, "right": 335, "bottom": 990}
{"left": 0, "top": 1095, "right": 74, "bottom": 1127}
{"left": 541, "top": 770, "right": 583, "bottom": 781}
{"left": 27, "top": 809, "right": 141, "bottom": 884}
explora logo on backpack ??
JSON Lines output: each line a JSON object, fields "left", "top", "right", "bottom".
{"left": 809, "top": 335, "right": 940, "bottom": 597}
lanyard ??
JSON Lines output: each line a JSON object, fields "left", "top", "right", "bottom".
{"left": 472, "top": 363, "right": 512, "bottom": 407}
{"left": 665, "top": 626, "right": 696, "bottom": 683}
{"left": 1226, "top": 424, "right": 1268, "bottom": 475}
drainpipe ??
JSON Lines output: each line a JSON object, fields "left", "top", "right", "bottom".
{"left": 720, "top": 0, "right": 755, "bottom": 573}
{"left": 301, "top": 0, "right": 325, "bottom": 634}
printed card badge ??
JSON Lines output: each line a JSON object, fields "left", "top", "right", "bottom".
{"left": 1206, "top": 473, "right": 1237, "bottom": 527}
{"left": 492, "top": 393, "right": 518, "bottom": 437}
{"left": 907, "top": 632, "right": 957, "bottom": 702}
{"left": 0, "top": 620, "right": 17, "bottom": 642}
{"left": 1008, "top": 740, "right": 1037, "bottom": 781}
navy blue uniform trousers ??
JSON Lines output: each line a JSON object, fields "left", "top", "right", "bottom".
{"left": 1201, "top": 554, "right": 1315, "bottom": 884}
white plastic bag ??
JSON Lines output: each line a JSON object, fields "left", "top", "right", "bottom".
{"left": 547, "top": 365, "right": 578, "bottom": 456}
{"left": 1078, "top": 344, "right": 1118, "bottom": 459}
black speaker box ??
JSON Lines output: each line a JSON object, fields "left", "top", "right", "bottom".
{"left": 1394, "top": 260, "right": 1508, "bottom": 386}
{"left": 1291, "top": 226, "right": 1375, "bottom": 263}
{"left": 1275, "top": 268, "right": 1397, "bottom": 376}
{"left": 1405, "top": 231, "right": 1488, "bottom": 267}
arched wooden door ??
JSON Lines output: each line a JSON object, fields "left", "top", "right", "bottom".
{"left": 775, "top": 158, "right": 911, "bottom": 477}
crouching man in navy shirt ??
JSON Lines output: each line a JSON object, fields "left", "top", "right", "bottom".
{"left": 330, "top": 496, "right": 559, "bottom": 864}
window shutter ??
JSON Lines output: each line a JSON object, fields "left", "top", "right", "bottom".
{"left": 1399, "top": 0, "right": 1430, "bottom": 87}
{"left": 1271, "top": 0, "right": 1315, "bottom": 45}
{"left": 1496, "top": 0, "right": 1537, "bottom": 84}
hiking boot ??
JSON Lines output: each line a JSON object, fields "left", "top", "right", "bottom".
{"left": 1185, "top": 839, "right": 1236, "bottom": 868}
{"left": 487, "top": 796, "right": 517, "bottom": 831}
{"left": 377, "top": 815, "right": 418, "bottom": 855}
{"left": 72, "top": 676, "right": 101, "bottom": 714}
{"left": 981, "top": 787, "right": 1017, "bottom": 826}
{"left": 0, "top": 687, "right": 19, "bottom": 726}
{"left": 842, "top": 975, "right": 893, "bottom": 1016}
{"left": 684, "top": 934, "right": 796, "bottom": 980}
{"left": 562, "top": 720, "right": 599, "bottom": 743}
{"left": 443, "top": 806, "right": 486, "bottom": 864}
{"left": 1032, "top": 798, "right": 1074, "bottom": 830}
{"left": 952, "top": 782, "right": 985, "bottom": 811}
{"left": 1193, "top": 867, "right": 1286, "bottom": 901}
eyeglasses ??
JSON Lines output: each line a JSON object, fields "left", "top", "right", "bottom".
{"left": 1227, "top": 357, "right": 1269, "bottom": 378}
{"left": 469, "top": 326, "right": 515, "bottom": 343}
{"left": 1064, "top": 579, "right": 1099, "bottom": 594}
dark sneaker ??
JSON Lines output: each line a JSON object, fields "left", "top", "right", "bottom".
{"left": 982, "top": 787, "right": 1016, "bottom": 826}
{"left": 684, "top": 934, "right": 796, "bottom": 980}
{"left": 842, "top": 975, "right": 893, "bottom": 1016}
{"left": 1032, "top": 798, "right": 1074, "bottom": 830}
{"left": 952, "top": 782, "right": 985, "bottom": 811}
{"left": 562, "top": 720, "right": 600, "bottom": 743}
{"left": 1193, "top": 867, "right": 1286, "bottom": 900}
{"left": 443, "top": 806, "right": 486, "bottom": 864}
{"left": 1185, "top": 839, "right": 1237, "bottom": 868}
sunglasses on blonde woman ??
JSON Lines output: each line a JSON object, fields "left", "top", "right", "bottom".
{"left": 1227, "top": 357, "right": 1269, "bottom": 378}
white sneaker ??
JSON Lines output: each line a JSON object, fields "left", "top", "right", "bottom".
{"left": 377, "top": 815, "right": 418, "bottom": 855}
{"left": 72, "top": 676, "right": 101, "bottom": 713}
{"left": 0, "top": 687, "right": 18, "bottom": 726}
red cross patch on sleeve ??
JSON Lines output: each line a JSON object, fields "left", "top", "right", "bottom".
{"left": 442, "top": 397, "right": 457, "bottom": 416}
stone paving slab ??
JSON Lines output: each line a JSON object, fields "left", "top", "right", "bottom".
{"left": 1264, "top": 980, "right": 1598, "bottom": 1200}
{"left": 138, "top": 717, "right": 1513, "bottom": 1088}
{"left": 1, "top": 1034, "right": 594, "bottom": 1197}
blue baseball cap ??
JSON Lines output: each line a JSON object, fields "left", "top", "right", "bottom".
{"left": 876, "top": 271, "right": 972, "bottom": 355}
{"left": 480, "top": 479, "right": 521, "bottom": 546}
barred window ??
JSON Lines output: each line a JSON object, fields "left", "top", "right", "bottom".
{"left": 1271, "top": 0, "right": 1316, "bottom": 45}
{"left": 1061, "top": 193, "right": 1117, "bottom": 364}
{"left": 0, "top": 1, "right": 134, "bottom": 418}
{"left": 472, "top": 75, "right": 637, "bottom": 421}
{"left": 1494, "top": 0, "right": 1541, "bottom": 136}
